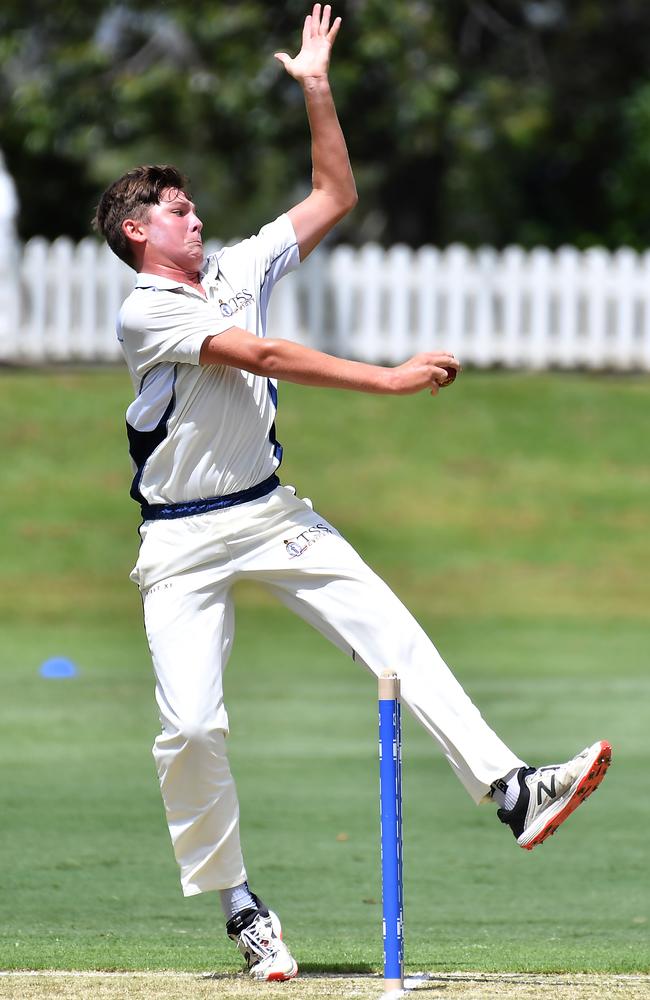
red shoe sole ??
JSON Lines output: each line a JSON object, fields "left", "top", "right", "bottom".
{"left": 266, "top": 965, "right": 299, "bottom": 982}
{"left": 523, "top": 740, "right": 612, "bottom": 850}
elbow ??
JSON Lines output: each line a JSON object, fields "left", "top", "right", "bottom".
{"left": 345, "top": 187, "right": 359, "bottom": 214}
{"left": 322, "top": 183, "right": 358, "bottom": 219}
{"left": 250, "top": 338, "right": 285, "bottom": 376}
{"left": 328, "top": 187, "right": 358, "bottom": 226}
{"left": 340, "top": 183, "right": 358, "bottom": 216}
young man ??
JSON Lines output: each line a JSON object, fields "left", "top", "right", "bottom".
{"left": 95, "top": 4, "right": 611, "bottom": 983}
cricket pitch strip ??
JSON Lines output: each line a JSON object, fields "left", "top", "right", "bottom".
{"left": 1, "top": 971, "right": 650, "bottom": 1000}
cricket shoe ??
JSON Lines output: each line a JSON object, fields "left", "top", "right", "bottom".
{"left": 226, "top": 894, "right": 298, "bottom": 982}
{"left": 497, "top": 740, "right": 612, "bottom": 850}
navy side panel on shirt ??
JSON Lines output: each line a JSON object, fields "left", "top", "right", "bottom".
{"left": 127, "top": 366, "right": 178, "bottom": 504}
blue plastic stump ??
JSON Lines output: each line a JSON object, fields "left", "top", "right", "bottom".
{"left": 378, "top": 671, "right": 404, "bottom": 993}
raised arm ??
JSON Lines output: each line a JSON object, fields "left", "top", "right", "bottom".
{"left": 200, "top": 327, "right": 459, "bottom": 397}
{"left": 275, "top": 4, "right": 357, "bottom": 260}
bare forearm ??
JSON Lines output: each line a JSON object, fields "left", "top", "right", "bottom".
{"left": 200, "top": 327, "right": 459, "bottom": 397}
{"left": 302, "top": 76, "right": 356, "bottom": 209}
{"left": 278, "top": 6, "right": 357, "bottom": 257}
{"left": 248, "top": 336, "right": 391, "bottom": 392}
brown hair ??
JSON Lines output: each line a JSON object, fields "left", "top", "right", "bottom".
{"left": 93, "top": 164, "right": 189, "bottom": 268}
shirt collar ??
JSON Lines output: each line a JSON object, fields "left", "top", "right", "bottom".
{"left": 135, "top": 271, "right": 207, "bottom": 296}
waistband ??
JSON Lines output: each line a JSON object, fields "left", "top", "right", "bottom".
{"left": 140, "top": 473, "right": 280, "bottom": 521}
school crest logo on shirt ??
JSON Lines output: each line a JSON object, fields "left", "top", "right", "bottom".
{"left": 284, "top": 523, "right": 333, "bottom": 559}
{"left": 216, "top": 289, "right": 255, "bottom": 318}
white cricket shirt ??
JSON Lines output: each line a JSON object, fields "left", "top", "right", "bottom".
{"left": 118, "top": 214, "right": 300, "bottom": 515}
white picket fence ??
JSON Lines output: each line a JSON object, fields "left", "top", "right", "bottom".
{"left": 3, "top": 237, "right": 650, "bottom": 369}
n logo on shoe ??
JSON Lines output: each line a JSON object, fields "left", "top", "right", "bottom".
{"left": 536, "top": 773, "right": 557, "bottom": 805}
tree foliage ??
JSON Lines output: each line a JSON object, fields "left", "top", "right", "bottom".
{"left": 2, "top": 0, "right": 650, "bottom": 248}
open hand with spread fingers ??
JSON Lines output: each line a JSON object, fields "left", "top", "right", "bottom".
{"left": 274, "top": 4, "right": 342, "bottom": 82}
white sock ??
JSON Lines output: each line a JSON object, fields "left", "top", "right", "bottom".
{"left": 490, "top": 767, "right": 522, "bottom": 810}
{"left": 220, "top": 882, "right": 255, "bottom": 920}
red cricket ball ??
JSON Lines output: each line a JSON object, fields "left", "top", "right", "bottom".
{"left": 440, "top": 365, "right": 458, "bottom": 387}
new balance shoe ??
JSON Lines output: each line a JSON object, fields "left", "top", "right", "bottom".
{"left": 497, "top": 740, "right": 612, "bottom": 850}
{"left": 226, "top": 894, "right": 298, "bottom": 981}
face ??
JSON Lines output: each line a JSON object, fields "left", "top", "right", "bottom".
{"left": 126, "top": 188, "right": 204, "bottom": 272}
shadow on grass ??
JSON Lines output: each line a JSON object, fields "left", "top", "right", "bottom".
{"left": 201, "top": 963, "right": 377, "bottom": 978}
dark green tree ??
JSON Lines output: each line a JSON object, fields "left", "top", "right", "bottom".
{"left": 2, "top": 1, "right": 650, "bottom": 248}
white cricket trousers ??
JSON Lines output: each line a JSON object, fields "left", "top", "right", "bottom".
{"left": 132, "top": 485, "right": 523, "bottom": 896}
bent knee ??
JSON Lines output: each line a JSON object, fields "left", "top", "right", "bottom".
{"left": 157, "top": 715, "right": 228, "bottom": 751}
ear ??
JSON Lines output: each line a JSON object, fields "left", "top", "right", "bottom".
{"left": 122, "top": 217, "right": 147, "bottom": 245}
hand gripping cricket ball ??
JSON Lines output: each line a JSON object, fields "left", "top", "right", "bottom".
{"left": 440, "top": 364, "right": 458, "bottom": 387}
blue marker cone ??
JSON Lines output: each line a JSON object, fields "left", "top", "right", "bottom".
{"left": 39, "top": 657, "right": 79, "bottom": 679}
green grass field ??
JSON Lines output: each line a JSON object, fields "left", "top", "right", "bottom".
{"left": 1, "top": 369, "right": 648, "bottom": 977}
